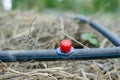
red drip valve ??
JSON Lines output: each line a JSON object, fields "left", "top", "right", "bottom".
{"left": 60, "top": 39, "right": 72, "bottom": 53}
{"left": 56, "top": 39, "right": 74, "bottom": 56}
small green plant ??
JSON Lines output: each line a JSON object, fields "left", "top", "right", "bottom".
{"left": 81, "top": 33, "right": 99, "bottom": 46}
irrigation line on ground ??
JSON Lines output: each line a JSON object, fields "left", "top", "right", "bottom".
{"left": 0, "top": 15, "right": 120, "bottom": 61}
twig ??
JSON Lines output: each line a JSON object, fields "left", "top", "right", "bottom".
{"left": 60, "top": 31, "right": 89, "bottom": 49}
{"left": 49, "top": 74, "right": 57, "bottom": 80}
{"left": 0, "top": 60, "right": 8, "bottom": 68}
{"left": 107, "top": 71, "right": 112, "bottom": 80}
{"left": 0, "top": 61, "right": 49, "bottom": 77}
{"left": 28, "top": 16, "right": 38, "bottom": 39}
{"left": 81, "top": 68, "right": 89, "bottom": 80}
{"left": 60, "top": 17, "right": 64, "bottom": 31}
{"left": 100, "top": 38, "right": 108, "bottom": 48}
{"left": 28, "top": 67, "right": 71, "bottom": 73}
{"left": 59, "top": 16, "right": 89, "bottom": 49}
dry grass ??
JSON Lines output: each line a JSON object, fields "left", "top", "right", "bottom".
{"left": 0, "top": 11, "right": 120, "bottom": 80}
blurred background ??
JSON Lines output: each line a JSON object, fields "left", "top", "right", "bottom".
{"left": 0, "top": 0, "right": 120, "bottom": 14}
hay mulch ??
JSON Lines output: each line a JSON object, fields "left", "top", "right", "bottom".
{"left": 0, "top": 11, "right": 120, "bottom": 80}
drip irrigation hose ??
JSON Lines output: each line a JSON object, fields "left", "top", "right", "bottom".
{"left": 75, "top": 15, "right": 120, "bottom": 46}
{"left": 0, "top": 47, "right": 120, "bottom": 61}
{"left": 0, "top": 15, "right": 120, "bottom": 61}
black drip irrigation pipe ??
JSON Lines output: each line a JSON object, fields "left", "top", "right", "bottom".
{"left": 76, "top": 15, "right": 120, "bottom": 46}
{"left": 0, "top": 15, "right": 120, "bottom": 61}
{"left": 0, "top": 47, "right": 120, "bottom": 61}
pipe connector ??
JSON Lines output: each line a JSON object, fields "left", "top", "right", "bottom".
{"left": 56, "top": 39, "right": 74, "bottom": 56}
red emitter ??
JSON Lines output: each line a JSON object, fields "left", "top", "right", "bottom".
{"left": 60, "top": 39, "right": 72, "bottom": 53}
{"left": 57, "top": 39, "right": 74, "bottom": 56}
